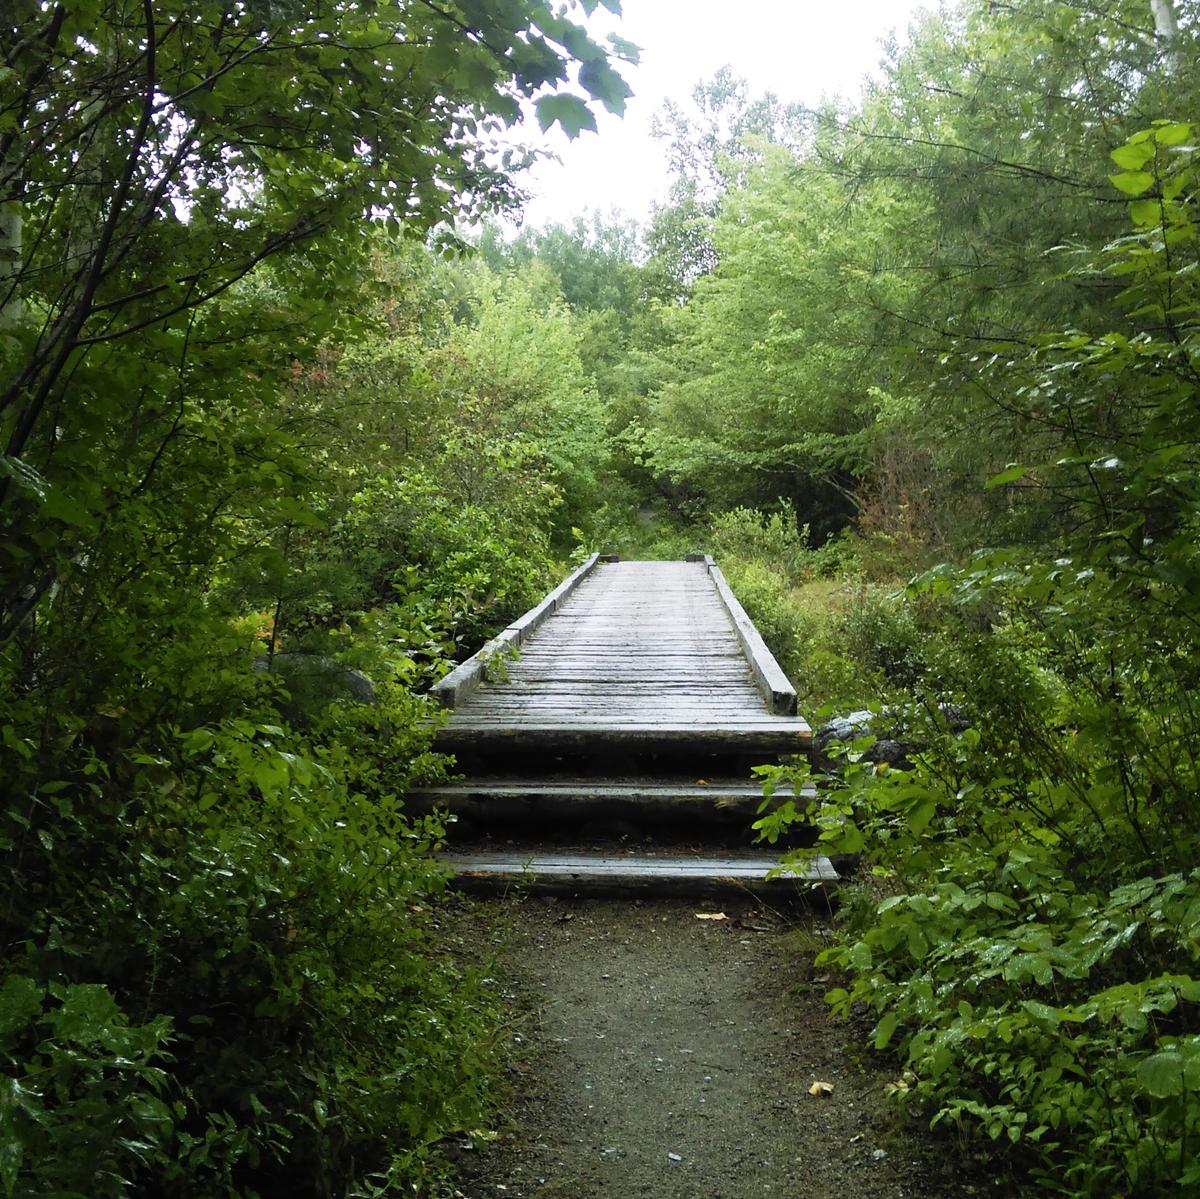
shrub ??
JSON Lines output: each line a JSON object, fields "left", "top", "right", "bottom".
{"left": 836, "top": 584, "right": 926, "bottom": 690}
{"left": 0, "top": 624, "right": 498, "bottom": 1197}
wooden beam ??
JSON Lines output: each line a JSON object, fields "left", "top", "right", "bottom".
{"left": 430, "top": 553, "right": 603, "bottom": 709}
{"left": 437, "top": 850, "right": 838, "bottom": 899}
{"left": 434, "top": 719, "right": 811, "bottom": 754}
{"left": 407, "top": 778, "right": 817, "bottom": 827}
{"left": 703, "top": 555, "right": 799, "bottom": 716}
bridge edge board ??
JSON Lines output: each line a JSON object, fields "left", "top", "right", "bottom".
{"left": 702, "top": 554, "right": 799, "bottom": 716}
{"left": 429, "top": 552, "right": 604, "bottom": 709}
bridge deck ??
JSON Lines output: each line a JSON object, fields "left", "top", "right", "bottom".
{"left": 433, "top": 559, "right": 812, "bottom": 754}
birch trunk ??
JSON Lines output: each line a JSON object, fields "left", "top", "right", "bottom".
{"left": 0, "top": 161, "right": 21, "bottom": 330}
{"left": 1150, "top": 0, "right": 1183, "bottom": 73}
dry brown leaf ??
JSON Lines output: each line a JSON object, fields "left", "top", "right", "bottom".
{"left": 808, "top": 1080, "right": 835, "bottom": 1097}
{"left": 694, "top": 912, "right": 728, "bottom": 921}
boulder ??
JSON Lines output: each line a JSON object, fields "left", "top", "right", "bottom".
{"left": 814, "top": 709, "right": 912, "bottom": 770}
{"left": 814, "top": 703, "right": 970, "bottom": 772}
{"left": 253, "top": 653, "right": 378, "bottom": 718}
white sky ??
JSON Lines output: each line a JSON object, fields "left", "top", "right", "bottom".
{"left": 513, "top": 0, "right": 934, "bottom": 226}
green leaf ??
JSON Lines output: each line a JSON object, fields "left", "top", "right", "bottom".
{"left": 986, "top": 464, "right": 1030, "bottom": 488}
{"left": 0, "top": 455, "right": 47, "bottom": 499}
{"left": 1110, "top": 171, "right": 1155, "bottom": 196}
{"left": 907, "top": 796, "right": 937, "bottom": 835}
{"left": 579, "top": 57, "right": 632, "bottom": 115}
{"left": 1021, "top": 999, "right": 1062, "bottom": 1025}
{"left": 848, "top": 940, "right": 872, "bottom": 971}
{"left": 605, "top": 33, "right": 640, "bottom": 62}
{"left": 907, "top": 924, "right": 929, "bottom": 960}
{"left": 1163, "top": 172, "right": 1190, "bottom": 202}
{"left": 41, "top": 487, "right": 98, "bottom": 531}
{"left": 50, "top": 983, "right": 122, "bottom": 1045}
{"left": 0, "top": 1077, "right": 28, "bottom": 1192}
{"left": 1110, "top": 142, "right": 1154, "bottom": 170}
{"left": 874, "top": 1011, "right": 900, "bottom": 1049}
{"left": 1152, "top": 122, "right": 1192, "bottom": 146}
{"left": 0, "top": 976, "right": 45, "bottom": 1041}
{"left": 1136, "top": 1050, "right": 1185, "bottom": 1098}
{"left": 535, "top": 94, "right": 597, "bottom": 138}
{"left": 1129, "top": 198, "right": 1161, "bottom": 227}
{"left": 824, "top": 987, "right": 851, "bottom": 1015}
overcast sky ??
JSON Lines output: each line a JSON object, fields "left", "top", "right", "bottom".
{"left": 512, "top": 0, "right": 935, "bottom": 226}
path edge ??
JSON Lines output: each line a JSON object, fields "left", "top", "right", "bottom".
{"left": 430, "top": 553, "right": 606, "bottom": 709}
{"left": 697, "top": 554, "right": 799, "bottom": 716}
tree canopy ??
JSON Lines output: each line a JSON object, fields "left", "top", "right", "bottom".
{"left": 3, "top": 0, "right": 1200, "bottom": 1195}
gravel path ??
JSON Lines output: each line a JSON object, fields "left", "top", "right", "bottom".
{"left": 448, "top": 895, "right": 991, "bottom": 1199}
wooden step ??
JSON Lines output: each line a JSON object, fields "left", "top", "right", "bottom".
{"left": 407, "top": 778, "right": 818, "bottom": 829}
{"left": 437, "top": 849, "right": 838, "bottom": 900}
{"left": 433, "top": 718, "right": 812, "bottom": 756}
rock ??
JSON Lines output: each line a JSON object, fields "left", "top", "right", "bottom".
{"left": 815, "top": 710, "right": 876, "bottom": 749}
{"left": 863, "top": 738, "right": 911, "bottom": 767}
{"left": 815, "top": 710, "right": 914, "bottom": 770}
{"left": 815, "top": 703, "right": 971, "bottom": 773}
{"left": 253, "top": 653, "right": 378, "bottom": 718}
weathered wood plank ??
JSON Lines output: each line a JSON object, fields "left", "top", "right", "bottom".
{"left": 408, "top": 778, "right": 817, "bottom": 826}
{"left": 703, "top": 555, "right": 798, "bottom": 716}
{"left": 432, "top": 558, "right": 812, "bottom": 756}
{"left": 435, "top": 722, "right": 812, "bottom": 753}
{"left": 417, "top": 780, "right": 799, "bottom": 800}
{"left": 438, "top": 850, "right": 837, "bottom": 898}
{"left": 429, "top": 553, "right": 601, "bottom": 709}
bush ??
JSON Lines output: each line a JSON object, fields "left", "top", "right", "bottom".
{"left": 837, "top": 584, "right": 926, "bottom": 690}
{"left": 0, "top": 622, "right": 498, "bottom": 1197}
{"left": 709, "top": 504, "right": 811, "bottom": 578}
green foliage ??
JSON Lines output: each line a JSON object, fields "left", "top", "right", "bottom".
{"left": 765, "top": 119, "right": 1200, "bottom": 1197}
{"left": 0, "top": 2, "right": 634, "bottom": 1193}
{"left": 837, "top": 586, "right": 925, "bottom": 691}
{"left": 1, "top": 610, "right": 499, "bottom": 1195}
{"left": 638, "top": 143, "right": 884, "bottom": 534}
{"left": 0, "top": 979, "right": 175, "bottom": 1197}
{"left": 688, "top": 505, "right": 883, "bottom": 707}
{"left": 3, "top": 1, "right": 1199, "bottom": 1194}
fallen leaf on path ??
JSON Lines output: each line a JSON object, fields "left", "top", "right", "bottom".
{"left": 694, "top": 912, "right": 728, "bottom": 921}
{"left": 809, "top": 1080, "right": 835, "bottom": 1097}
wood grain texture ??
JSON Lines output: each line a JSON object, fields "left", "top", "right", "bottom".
{"left": 703, "top": 555, "right": 798, "bottom": 716}
{"left": 433, "top": 559, "right": 812, "bottom": 754}
{"left": 437, "top": 850, "right": 837, "bottom": 898}
{"left": 429, "top": 553, "right": 600, "bottom": 709}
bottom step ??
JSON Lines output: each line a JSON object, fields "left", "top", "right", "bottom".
{"left": 437, "top": 850, "right": 838, "bottom": 901}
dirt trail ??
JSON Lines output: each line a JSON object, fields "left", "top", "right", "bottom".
{"left": 449, "top": 896, "right": 989, "bottom": 1199}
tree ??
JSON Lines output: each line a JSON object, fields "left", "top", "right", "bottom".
{"left": 639, "top": 140, "right": 906, "bottom": 537}
{"left": 0, "top": 7, "right": 635, "bottom": 1191}
{"left": 644, "top": 67, "right": 807, "bottom": 296}
{"left": 0, "top": 0, "right": 633, "bottom": 639}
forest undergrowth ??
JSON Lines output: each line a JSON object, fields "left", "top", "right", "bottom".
{"left": 3, "top": 0, "right": 1199, "bottom": 1195}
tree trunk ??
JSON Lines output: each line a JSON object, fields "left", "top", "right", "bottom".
{"left": 1149, "top": 0, "right": 1183, "bottom": 73}
{"left": 0, "top": 165, "right": 21, "bottom": 331}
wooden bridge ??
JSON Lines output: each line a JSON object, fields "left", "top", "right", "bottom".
{"left": 412, "top": 555, "right": 836, "bottom": 899}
